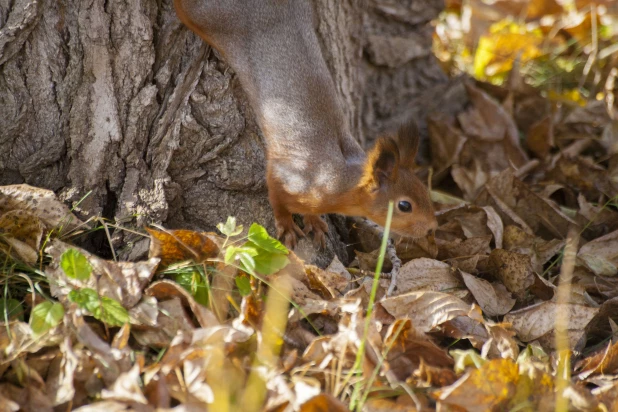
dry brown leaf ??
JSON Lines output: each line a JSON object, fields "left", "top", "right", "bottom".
{"left": 576, "top": 340, "right": 618, "bottom": 380}
{"left": 383, "top": 319, "right": 453, "bottom": 381}
{"left": 362, "top": 397, "right": 420, "bottom": 412}
{"left": 394, "top": 258, "right": 463, "bottom": 295}
{"left": 71, "top": 312, "right": 132, "bottom": 385}
{"left": 439, "top": 305, "right": 508, "bottom": 353}
{"left": 437, "top": 235, "right": 492, "bottom": 260}
{"left": 461, "top": 271, "right": 515, "bottom": 316}
{"left": 0, "top": 321, "right": 62, "bottom": 361}
{"left": 145, "top": 280, "right": 219, "bottom": 329}
{"left": 298, "top": 393, "right": 349, "bottom": 412}
{"left": 179, "top": 355, "right": 215, "bottom": 405}
{"left": 128, "top": 296, "right": 159, "bottom": 327}
{"left": 147, "top": 227, "right": 220, "bottom": 266}
{"left": 478, "top": 168, "right": 578, "bottom": 239}
{"left": 482, "top": 206, "right": 504, "bottom": 249}
{"left": 132, "top": 298, "right": 195, "bottom": 347}
{"left": 428, "top": 113, "right": 467, "bottom": 176}
{"left": 436, "top": 204, "right": 502, "bottom": 243}
{"left": 452, "top": 161, "right": 493, "bottom": 202}
{"left": 72, "top": 400, "right": 134, "bottom": 412}
{"left": 415, "top": 359, "right": 458, "bottom": 388}
{"left": 435, "top": 358, "right": 519, "bottom": 412}
{"left": 0, "top": 390, "right": 19, "bottom": 412}
{"left": 0, "top": 184, "right": 83, "bottom": 233}
{"left": 446, "top": 254, "right": 488, "bottom": 274}
{"left": 526, "top": 115, "right": 554, "bottom": 159}
{"left": 0, "top": 383, "right": 53, "bottom": 412}
{"left": 305, "top": 265, "right": 351, "bottom": 299}
{"left": 547, "top": 156, "right": 613, "bottom": 201}
{"left": 485, "top": 322, "right": 520, "bottom": 360}
{"left": 577, "top": 194, "right": 618, "bottom": 237}
{"left": 393, "top": 234, "right": 439, "bottom": 261}
{"left": 0, "top": 210, "right": 44, "bottom": 264}
{"left": 101, "top": 364, "right": 147, "bottom": 404}
{"left": 578, "top": 229, "right": 618, "bottom": 276}
{"left": 45, "top": 338, "right": 78, "bottom": 406}
{"left": 289, "top": 299, "right": 341, "bottom": 323}
{"left": 379, "top": 291, "right": 470, "bottom": 333}
{"left": 460, "top": 83, "right": 528, "bottom": 165}
{"left": 504, "top": 302, "right": 598, "bottom": 343}
{"left": 279, "top": 274, "right": 323, "bottom": 306}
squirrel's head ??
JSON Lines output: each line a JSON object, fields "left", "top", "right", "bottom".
{"left": 360, "top": 121, "right": 438, "bottom": 239}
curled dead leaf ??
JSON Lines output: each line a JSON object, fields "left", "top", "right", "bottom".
{"left": 578, "top": 229, "right": 618, "bottom": 276}
{"left": 461, "top": 271, "right": 515, "bottom": 316}
{"left": 147, "top": 227, "right": 220, "bottom": 266}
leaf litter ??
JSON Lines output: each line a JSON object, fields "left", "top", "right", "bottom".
{"left": 2, "top": 2, "right": 618, "bottom": 411}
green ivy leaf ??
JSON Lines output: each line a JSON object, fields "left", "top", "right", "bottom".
{"left": 68, "top": 288, "right": 129, "bottom": 327}
{"left": 60, "top": 249, "right": 92, "bottom": 281}
{"left": 0, "top": 298, "right": 24, "bottom": 321}
{"left": 217, "top": 216, "right": 244, "bottom": 237}
{"left": 247, "top": 223, "right": 288, "bottom": 255}
{"left": 235, "top": 274, "right": 252, "bottom": 296}
{"left": 30, "top": 301, "right": 64, "bottom": 337}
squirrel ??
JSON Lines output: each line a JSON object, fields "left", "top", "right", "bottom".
{"left": 174, "top": 0, "right": 438, "bottom": 248}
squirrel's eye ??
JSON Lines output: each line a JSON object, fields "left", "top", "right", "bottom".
{"left": 398, "top": 200, "right": 412, "bottom": 213}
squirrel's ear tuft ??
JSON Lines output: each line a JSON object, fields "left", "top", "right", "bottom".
{"left": 365, "top": 137, "right": 400, "bottom": 189}
{"left": 395, "top": 120, "right": 419, "bottom": 167}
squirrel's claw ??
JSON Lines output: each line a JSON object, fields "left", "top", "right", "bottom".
{"left": 276, "top": 216, "right": 305, "bottom": 249}
{"left": 302, "top": 215, "right": 328, "bottom": 249}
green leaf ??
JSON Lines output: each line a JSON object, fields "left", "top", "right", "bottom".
{"left": 235, "top": 274, "right": 252, "bottom": 296}
{"left": 251, "top": 245, "right": 289, "bottom": 275}
{"left": 68, "top": 288, "right": 129, "bottom": 327}
{"left": 30, "top": 301, "right": 64, "bottom": 337}
{"left": 238, "top": 251, "right": 257, "bottom": 274}
{"left": 99, "top": 296, "right": 130, "bottom": 327}
{"left": 68, "top": 288, "right": 99, "bottom": 309}
{"left": 217, "top": 216, "right": 243, "bottom": 237}
{"left": 0, "top": 298, "right": 24, "bottom": 321}
{"left": 175, "top": 271, "right": 210, "bottom": 307}
{"left": 60, "top": 249, "right": 92, "bottom": 281}
{"left": 450, "top": 349, "right": 486, "bottom": 373}
{"left": 225, "top": 245, "right": 238, "bottom": 265}
{"left": 225, "top": 245, "right": 258, "bottom": 274}
{"left": 247, "top": 223, "right": 288, "bottom": 255}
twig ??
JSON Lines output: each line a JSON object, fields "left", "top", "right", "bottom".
{"left": 514, "top": 159, "right": 540, "bottom": 178}
{"left": 348, "top": 267, "right": 391, "bottom": 280}
{"left": 386, "top": 239, "right": 401, "bottom": 296}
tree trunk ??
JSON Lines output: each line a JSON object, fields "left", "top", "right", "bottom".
{"left": 0, "top": 0, "right": 446, "bottom": 265}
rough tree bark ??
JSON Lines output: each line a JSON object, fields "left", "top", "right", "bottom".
{"left": 0, "top": 0, "right": 447, "bottom": 265}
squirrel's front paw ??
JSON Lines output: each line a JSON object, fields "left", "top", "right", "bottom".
{"left": 302, "top": 215, "right": 328, "bottom": 249}
{"left": 275, "top": 216, "right": 305, "bottom": 249}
